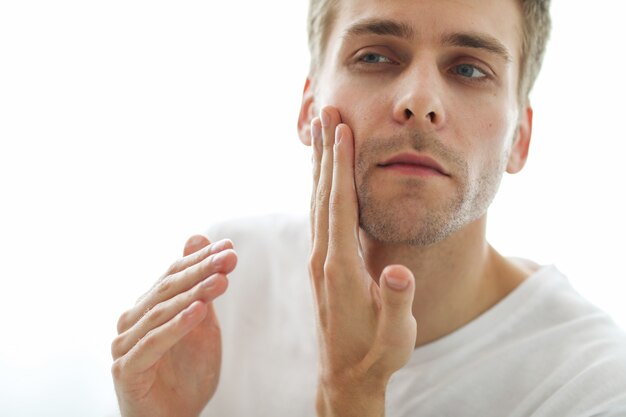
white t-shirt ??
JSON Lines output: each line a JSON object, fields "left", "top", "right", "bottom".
{"left": 201, "top": 214, "right": 626, "bottom": 417}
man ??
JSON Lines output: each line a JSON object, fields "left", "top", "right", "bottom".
{"left": 111, "top": 0, "right": 626, "bottom": 416}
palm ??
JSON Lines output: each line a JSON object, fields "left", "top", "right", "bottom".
{"left": 113, "top": 235, "right": 235, "bottom": 417}
{"left": 321, "top": 264, "right": 397, "bottom": 373}
{"left": 137, "top": 304, "right": 222, "bottom": 417}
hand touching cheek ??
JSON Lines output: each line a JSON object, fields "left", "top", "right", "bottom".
{"left": 309, "top": 106, "right": 418, "bottom": 417}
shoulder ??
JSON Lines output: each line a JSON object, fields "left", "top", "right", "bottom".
{"left": 523, "top": 265, "right": 626, "bottom": 351}
{"left": 521, "top": 265, "right": 626, "bottom": 411}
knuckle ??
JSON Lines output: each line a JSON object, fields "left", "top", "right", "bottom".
{"left": 323, "top": 260, "right": 339, "bottom": 277}
{"left": 146, "top": 303, "right": 165, "bottom": 325}
{"left": 308, "top": 263, "right": 320, "bottom": 280}
{"left": 194, "top": 277, "right": 211, "bottom": 296}
{"left": 173, "top": 311, "right": 189, "bottom": 330}
{"left": 208, "top": 252, "right": 221, "bottom": 268}
{"left": 308, "top": 255, "right": 325, "bottom": 278}
{"left": 385, "top": 296, "right": 405, "bottom": 309}
{"left": 166, "top": 258, "right": 183, "bottom": 275}
{"left": 156, "top": 276, "right": 173, "bottom": 296}
{"left": 111, "top": 359, "right": 124, "bottom": 380}
{"left": 116, "top": 310, "right": 132, "bottom": 334}
{"left": 110, "top": 335, "right": 125, "bottom": 359}
{"left": 139, "top": 330, "right": 157, "bottom": 350}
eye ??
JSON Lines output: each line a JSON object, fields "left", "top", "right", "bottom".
{"left": 358, "top": 52, "right": 395, "bottom": 65}
{"left": 454, "top": 64, "right": 487, "bottom": 79}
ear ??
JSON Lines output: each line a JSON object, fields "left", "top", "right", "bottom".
{"left": 506, "top": 105, "right": 533, "bottom": 174}
{"left": 297, "top": 78, "right": 316, "bottom": 146}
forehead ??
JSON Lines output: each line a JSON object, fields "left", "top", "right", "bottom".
{"left": 328, "top": 0, "right": 523, "bottom": 62}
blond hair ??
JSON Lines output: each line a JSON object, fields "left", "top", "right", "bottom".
{"left": 307, "top": 0, "right": 551, "bottom": 101}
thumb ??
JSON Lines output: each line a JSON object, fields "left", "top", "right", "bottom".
{"left": 183, "top": 234, "right": 211, "bottom": 257}
{"left": 379, "top": 265, "right": 417, "bottom": 347}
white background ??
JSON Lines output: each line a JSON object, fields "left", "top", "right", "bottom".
{"left": 0, "top": 1, "right": 624, "bottom": 416}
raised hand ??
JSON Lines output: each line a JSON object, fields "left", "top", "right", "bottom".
{"left": 309, "top": 107, "right": 418, "bottom": 417}
{"left": 111, "top": 235, "right": 237, "bottom": 417}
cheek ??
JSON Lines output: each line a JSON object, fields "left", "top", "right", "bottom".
{"left": 317, "top": 76, "right": 389, "bottom": 141}
{"left": 453, "top": 102, "right": 517, "bottom": 175}
{"left": 477, "top": 124, "right": 517, "bottom": 182}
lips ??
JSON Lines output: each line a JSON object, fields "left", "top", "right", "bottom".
{"left": 378, "top": 153, "right": 450, "bottom": 176}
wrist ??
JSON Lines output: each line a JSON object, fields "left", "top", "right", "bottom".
{"left": 316, "top": 375, "right": 388, "bottom": 417}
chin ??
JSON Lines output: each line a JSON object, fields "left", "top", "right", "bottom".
{"left": 357, "top": 198, "right": 469, "bottom": 247}
{"left": 356, "top": 168, "right": 500, "bottom": 246}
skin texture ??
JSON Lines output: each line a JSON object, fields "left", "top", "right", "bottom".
{"left": 309, "top": 111, "right": 418, "bottom": 416}
{"left": 302, "top": 0, "right": 530, "bottom": 247}
{"left": 111, "top": 237, "right": 238, "bottom": 417}
{"left": 298, "top": 0, "right": 534, "bottom": 414}
{"left": 113, "top": 0, "right": 535, "bottom": 416}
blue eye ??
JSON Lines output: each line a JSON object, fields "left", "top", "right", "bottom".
{"left": 455, "top": 64, "right": 487, "bottom": 79}
{"left": 359, "top": 53, "right": 393, "bottom": 64}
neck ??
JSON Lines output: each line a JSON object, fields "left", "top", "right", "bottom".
{"left": 359, "top": 214, "right": 529, "bottom": 348}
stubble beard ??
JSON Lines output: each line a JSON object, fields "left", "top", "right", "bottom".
{"left": 355, "top": 133, "right": 507, "bottom": 247}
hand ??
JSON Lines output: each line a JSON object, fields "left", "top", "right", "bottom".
{"left": 111, "top": 235, "right": 237, "bottom": 417}
{"left": 309, "top": 107, "right": 417, "bottom": 417}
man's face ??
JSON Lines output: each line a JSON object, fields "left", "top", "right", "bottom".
{"left": 307, "top": 0, "right": 530, "bottom": 246}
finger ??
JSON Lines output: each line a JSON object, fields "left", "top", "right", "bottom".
{"left": 120, "top": 300, "right": 208, "bottom": 374}
{"left": 169, "top": 237, "right": 233, "bottom": 278}
{"left": 118, "top": 245, "right": 237, "bottom": 334}
{"left": 134, "top": 248, "right": 235, "bottom": 322}
{"left": 328, "top": 123, "right": 360, "bottom": 257}
{"left": 197, "top": 294, "right": 220, "bottom": 331}
{"left": 112, "top": 273, "right": 228, "bottom": 360}
{"left": 378, "top": 265, "right": 417, "bottom": 363}
{"left": 139, "top": 238, "right": 232, "bottom": 304}
{"left": 184, "top": 234, "right": 210, "bottom": 257}
{"left": 310, "top": 117, "right": 323, "bottom": 241}
{"left": 143, "top": 238, "right": 233, "bottom": 304}
{"left": 312, "top": 106, "right": 341, "bottom": 269}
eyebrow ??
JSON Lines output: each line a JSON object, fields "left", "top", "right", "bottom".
{"left": 442, "top": 32, "right": 512, "bottom": 63}
{"left": 343, "top": 18, "right": 415, "bottom": 40}
{"left": 342, "top": 18, "right": 512, "bottom": 63}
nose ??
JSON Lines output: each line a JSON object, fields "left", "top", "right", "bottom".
{"left": 392, "top": 63, "right": 446, "bottom": 130}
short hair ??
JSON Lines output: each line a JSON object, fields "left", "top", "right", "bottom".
{"left": 307, "top": 0, "right": 552, "bottom": 102}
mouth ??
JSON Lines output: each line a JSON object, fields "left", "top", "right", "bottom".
{"left": 378, "top": 153, "right": 450, "bottom": 177}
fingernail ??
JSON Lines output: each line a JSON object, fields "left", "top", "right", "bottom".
{"left": 213, "top": 239, "right": 233, "bottom": 252}
{"left": 183, "top": 301, "right": 201, "bottom": 316}
{"left": 385, "top": 274, "right": 409, "bottom": 291}
{"left": 320, "top": 109, "right": 330, "bottom": 128}
{"left": 335, "top": 125, "right": 343, "bottom": 145}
